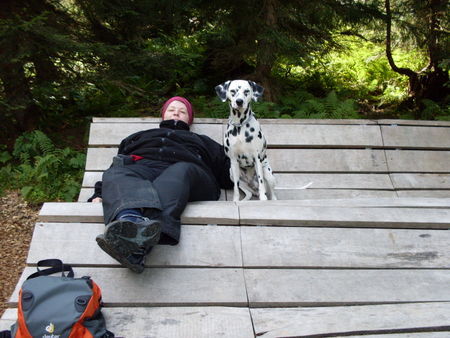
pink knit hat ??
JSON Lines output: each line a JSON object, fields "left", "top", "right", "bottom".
{"left": 161, "top": 96, "right": 194, "bottom": 125}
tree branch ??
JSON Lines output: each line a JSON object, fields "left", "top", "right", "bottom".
{"left": 385, "top": 0, "right": 417, "bottom": 78}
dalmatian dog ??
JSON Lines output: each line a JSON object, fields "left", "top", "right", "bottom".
{"left": 215, "top": 79, "right": 277, "bottom": 201}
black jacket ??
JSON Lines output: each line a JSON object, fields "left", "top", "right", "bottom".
{"left": 88, "top": 119, "right": 232, "bottom": 200}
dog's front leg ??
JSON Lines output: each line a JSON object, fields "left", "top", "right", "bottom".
{"left": 254, "top": 157, "right": 268, "bottom": 200}
{"left": 230, "top": 158, "right": 241, "bottom": 201}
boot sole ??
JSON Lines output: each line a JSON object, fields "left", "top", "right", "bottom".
{"left": 105, "top": 219, "right": 161, "bottom": 252}
{"left": 96, "top": 234, "right": 144, "bottom": 273}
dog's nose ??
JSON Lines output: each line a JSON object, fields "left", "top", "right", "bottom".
{"left": 236, "top": 99, "right": 243, "bottom": 106}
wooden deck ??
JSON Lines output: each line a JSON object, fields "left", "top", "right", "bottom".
{"left": 2, "top": 118, "right": 450, "bottom": 337}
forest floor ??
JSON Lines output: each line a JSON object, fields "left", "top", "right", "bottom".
{"left": 0, "top": 190, "right": 39, "bottom": 319}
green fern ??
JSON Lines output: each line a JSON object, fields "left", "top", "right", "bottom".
{"left": 13, "top": 130, "right": 55, "bottom": 163}
{"left": 4, "top": 131, "right": 86, "bottom": 204}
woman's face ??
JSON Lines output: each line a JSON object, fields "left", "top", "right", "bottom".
{"left": 163, "top": 101, "right": 189, "bottom": 124}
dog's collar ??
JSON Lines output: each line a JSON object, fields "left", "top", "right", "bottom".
{"left": 228, "top": 110, "right": 252, "bottom": 127}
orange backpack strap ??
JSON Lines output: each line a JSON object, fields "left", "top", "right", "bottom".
{"left": 15, "top": 289, "right": 33, "bottom": 338}
{"left": 69, "top": 281, "right": 102, "bottom": 338}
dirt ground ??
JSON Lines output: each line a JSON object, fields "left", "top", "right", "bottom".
{"left": 0, "top": 190, "right": 39, "bottom": 318}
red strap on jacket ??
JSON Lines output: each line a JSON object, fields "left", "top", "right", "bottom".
{"left": 130, "top": 155, "right": 144, "bottom": 161}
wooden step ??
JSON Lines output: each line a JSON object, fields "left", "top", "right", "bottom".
{"left": 251, "top": 302, "right": 450, "bottom": 337}
{"left": 244, "top": 269, "right": 450, "bottom": 307}
{"left": 27, "top": 223, "right": 450, "bottom": 269}
{"left": 1, "top": 307, "right": 255, "bottom": 338}
{"left": 28, "top": 223, "right": 242, "bottom": 268}
{"left": 10, "top": 267, "right": 248, "bottom": 307}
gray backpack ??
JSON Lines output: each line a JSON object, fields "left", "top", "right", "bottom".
{"left": 10, "top": 259, "right": 114, "bottom": 338}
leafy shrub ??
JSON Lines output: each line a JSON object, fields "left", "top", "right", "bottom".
{"left": 0, "top": 131, "right": 86, "bottom": 204}
{"left": 422, "top": 99, "right": 450, "bottom": 121}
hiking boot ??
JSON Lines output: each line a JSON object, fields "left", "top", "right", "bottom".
{"left": 96, "top": 215, "right": 161, "bottom": 273}
{"left": 96, "top": 235, "right": 146, "bottom": 273}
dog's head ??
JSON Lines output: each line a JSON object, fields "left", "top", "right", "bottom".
{"left": 215, "top": 80, "right": 264, "bottom": 111}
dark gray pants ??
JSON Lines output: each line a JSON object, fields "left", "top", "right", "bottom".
{"left": 101, "top": 156, "right": 221, "bottom": 244}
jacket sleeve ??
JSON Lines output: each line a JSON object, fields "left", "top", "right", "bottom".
{"left": 202, "top": 136, "right": 233, "bottom": 189}
{"left": 87, "top": 181, "right": 103, "bottom": 202}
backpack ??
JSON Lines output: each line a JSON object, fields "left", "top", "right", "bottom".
{"left": 9, "top": 259, "right": 114, "bottom": 338}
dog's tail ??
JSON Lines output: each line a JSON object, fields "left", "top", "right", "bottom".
{"left": 299, "top": 182, "right": 313, "bottom": 189}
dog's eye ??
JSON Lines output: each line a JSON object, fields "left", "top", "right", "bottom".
{"left": 230, "top": 90, "right": 236, "bottom": 96}
{"left": 244, "top": 90, "right": 250, "bottom": 95}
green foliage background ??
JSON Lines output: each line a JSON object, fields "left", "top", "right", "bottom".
{"left": 0, "top": 0, "right": 448, "bottom": 203}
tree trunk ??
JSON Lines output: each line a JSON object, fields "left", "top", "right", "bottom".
{"left": 0, "top": 0, "right": 40, "bottom": 133}
{"left": 385, "top": 0, "right": 449, "bottom": 114}
{"left": 0, "top": 61, "right": 39, "bottom": 132}
{"left": 254, "top": 0, "right": 278, "bottom": 102}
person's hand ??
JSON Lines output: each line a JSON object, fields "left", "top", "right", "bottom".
{"left": 92, "top": 197, "right": 102, "bottom": 203}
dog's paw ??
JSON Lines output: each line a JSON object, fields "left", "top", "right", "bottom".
{"left": 259, "top": 194, "right": 268, "bottom": 201}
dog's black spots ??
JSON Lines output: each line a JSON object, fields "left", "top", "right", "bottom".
{"left": 238, "top": 112, "right": 241, "bottom": 118}
{"left": 259, "top": 179, "right": 263, "bottom": 184}
{"left": 240, "top": 116, "right": 245, "bottom": 125}
{"left": 250, "top": 127, "right": 255, "bottom": 132}
{"left": 246, "top": 123, "right": 250, "bottom": 128}
{"left": 245, "top": 135, "right": 253, "bottom": 143}
{"left": 226, "top": 138, "right": 230, "bottom": 146}
{"left": 245, "top": 131, "right": 250, "bottom": 138}
{"left": 242, "top": 155, "right": 247, "bottom": 160}
{"left": 224, "top": 146, "right": 229, "bottom": 152}
{"left": 258, "top": 131, "right": 262, "bottom": 139}
{"left": 232, "top": 127, "right": 238, "bottom": 136}
{"left": 263, "top": 140, "right": 267, "bottom": 148}
{"left": 268, "top": 167, "right": 271, "bottom": 172}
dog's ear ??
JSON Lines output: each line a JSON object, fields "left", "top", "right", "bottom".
{"left": 248, "top": 81, "right": 264, "bottom": 102}
{"left": 215, "top": 81, "right": 231, "bottom": 102}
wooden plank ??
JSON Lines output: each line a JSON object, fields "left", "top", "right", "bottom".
{"left": 268, "top": 149, "right": 388, "bottom": 173}
{"left": 90, "top": 123, "right": 385, "bottom": 147}
{"left": 104, "top": 307, "right": 254, "bottom": 338}
{"left": 86, "top": 148, "right": 389, "bottom": 172}
{"left": 244, "top": 269, "right": 450, "bottom": 307}
{"left": 39, "top": 201, "right": 239, "bottom": 224}
{"left": 82, "top": 171, "right": 102, "bottom": 187}
{"left": 397, "top": 190, "right": 450, "bottom": 198}
{"left": 344, "top": 334, "right": 450, "bottom": 337}
{"left": 78, "top": 188, "right": 228, "bottom": 202}
{"left": 10, "top": 267, "right": 248, "bottom": 306}
{"left": 274, "top": 189, "right": 396, "bottom": 200}
{"left": 238, "top": 205, "right": 450, "bottom": 228}
{"left": 85, "top": 148, "right": 117, "bottom": 171}
{"left": 378, "top": 119, "right": 450, "bottom": 127}
{"left": 237, "top": 198, "right": 450, "bottom": 208}
{"left": 251, "top": 302, "right": 450, "bottom": 337}
{"left": 78, "top": 188, "right": 93, "bottom": 202}
{"left": 241, "top": 226, "right": 450, "bottom": 268}
{"left": 391, "top": 173, "right": 450, "bottom": 189}
{"left": 386, "top": 150, "right": 450, "bottom": 173}
{"left": 259, "top": 119, "right": 378, "bottom": 125}
{"left": 92, "top": 117, "right": 226, "bottom": 124}
{"left": 1, "top": 307, "right": 255, "bottom": 338}
{"left": 92, "top": 117, "right": 378, "bottom": 125}
{"left": 83, "top": 172, "right": 395, "bottom": 189}
{"left": 0, "top": 310, "right": 14, "bottom": 331}
{"left": 275, "top": 173, "right": 394, "bottom": 190}
{"left": 382, "top": 125, "right": 450, "bottom": 149}
{"left": 89, "top": 123, "right": 224, "bottom": 146}
{"left": 28, "top": 223, "right": 242, "bottom": 267}
{"left": 260, "top": 124, "right": 383, "bottom": 148}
